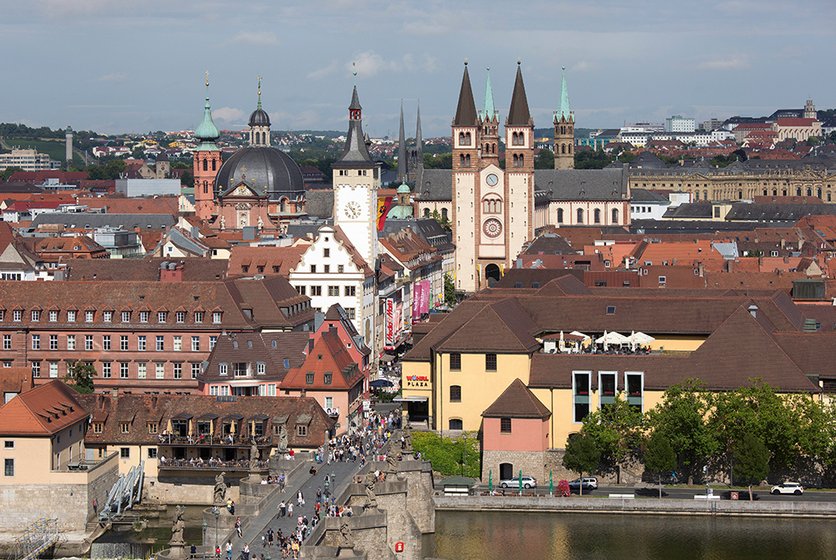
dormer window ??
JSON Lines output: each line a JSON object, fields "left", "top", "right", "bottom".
{"left": 176, "top": 311, "right": 186, "bottom": 324}
{"left": 12, "top": 310, "right": 22, "bottom": 322}
{"left": 158, "top": 311, "right": 168, "bottom": 323}
{"left": 305, "top": 372, "right": 314, "bottom": 385}
{"left": 67, "top": 310, "right": 77, "bottom": 323}
{"left": 139, "top": 311, "right": 149, "bottom": 323}
{"left": 194, "top": 311, "right": 204, "bottom": 324}
{"left": 31, "top": 310, "right": 40, "bottom": 322}
{"left": 85, "top": 310, "right": 94, "bottom": 323}
{"left": 103, "top": 311, "right": 113, "bottom": 323}
{"left": 212, "top": 311, "right": 222, "bottom": 324}
{"left": 121, "top": 311, "right": 131, "bottom": 323}
{"left": 120, "top": 422, "right": 130, "bottom": 434}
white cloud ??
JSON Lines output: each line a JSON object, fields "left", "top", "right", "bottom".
{"left": 212, "top": 107, "right": 245, "bottom": 123}
{"left": 698, "top": 54, "right": 750, "bottom": 70}
{"left": 350, "top": 51, "right": 388, "bottom": 78}
{"left": 97, "top": 72, "right": 127, "bottom": 83}
{"left": 308, "top": 61, "right": 339, "bottom": 80}
{"left": 347, "top": 51, "right": 438, "bottom": 78}
{"left": 229, "top": 31, "right": 279, "bottom": 46}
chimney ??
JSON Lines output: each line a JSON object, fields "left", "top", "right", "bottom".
{"left": 160, "top": 262, "right": 184, "bottom": 282}
{"left": 748, "top": 304, "right": 758, "bottom": 318}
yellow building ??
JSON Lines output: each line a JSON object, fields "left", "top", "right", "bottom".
{"left": 402, "top": 276, "right": 833, "bottom": 450}
{"left": 0, "top": 381, "right": 119, "bottom": 532}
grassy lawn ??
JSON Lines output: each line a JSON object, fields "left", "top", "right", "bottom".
{"left": 1, "top": 136, "right": 82, "bottom": 165}
{"left": 412, "top": 431, "right": 480, "bottom": 478}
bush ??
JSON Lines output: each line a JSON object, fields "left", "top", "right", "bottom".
{"left": 412, "top": 431, "right": 480, "bottom": 477}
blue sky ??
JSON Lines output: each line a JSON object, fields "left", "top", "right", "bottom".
{"left": 1, "top": 0, "right": 834, "bottom": 136}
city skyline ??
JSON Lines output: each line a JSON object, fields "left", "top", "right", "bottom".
{"left": 1, "top": 0, "right": 835, "bottom": 136}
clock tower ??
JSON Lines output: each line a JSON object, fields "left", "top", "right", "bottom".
{"left": 332, "top": 84, "right": 379, "bottom": 267}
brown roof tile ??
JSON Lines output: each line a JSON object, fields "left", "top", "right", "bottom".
{"left": 482, "top": 378, "right": 551, "bottom": 418}
{"left": 0, "top": 380, "right": 88, "bottom": 435}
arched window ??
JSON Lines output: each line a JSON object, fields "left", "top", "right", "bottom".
{"left": 796, "top": 187, "right": 802, "bottom": 196}
{"left": 423, "top": 208, "right": 430, "bottom": 217}
{"left": 807, "top": 187, "right": 812, "bottom": 197}
{"left": 561, "top": 144, "right": 566, "bottom": 154}
{"left": 459, "top": 154, "right": 466, "bottom": 167}
{"left": 493, "top": 143, "right": 497, "bottom": 154}
{"left": 694, "top": 192, "right": 699, "bottom": 201}
{"left": 202, "top": 159, "right": 208, "bottom": 172}
{"left": 772, "top": 188, "right": 777, "bottom": 196}
{"left": 557, "top": 208, "right": 564, "bottom": 223}
{"left": 465, "top": 154, "right": 471, "bottom": 167}
{"left": 512, "top": 131, "right": 524, "bottom": 146}
{"left": 782, "top": 189, "right": 787, "bottom": 197}
{"left": 828, "top": 192, "right": 832, "bottom": 202}
{"left": 569, "top": 144, "right": 573, "bottom": 154}
{"left": 817, "top": 187, "right": 822, "bottom": 199}
{"left": 441, "top": 208, "right": 448, "bottom": 221}
{"left": 576, "top": 208, "right": 584, "bottom": 224}
{"left": 612, "top": 208, "right": 619, "bottom": 223}
{"left": 458, "top": 132, "right": 465, "bottom": 145}
{"left": 212, "top": 159, "right": 216, "bottom": 171}
{"left": 519, "top": 154, "right": 524, "bottom": 167}
{"left": 594, "top": 208, "right": 601, "bottom": 224}
{"left": 738, "top": 190, "right": 743, "bottom": 200}
{"left": 203, "top": 181, "right": 208, "bottom": 194}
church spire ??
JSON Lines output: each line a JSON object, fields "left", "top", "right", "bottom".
{"left": 483, "top": 67, "right": 496, "bottom": 120}
{"left": 556, "top": 66, "right": 573, "bottom": 123}
{"left": 335, "top": 83, "right": 372, "bottom": 166}
{"left": 415, "top": 100, "right": 423, "bottom": 167}
{"left": 195, "top": 71, "right": 220, "bottom": 143}
{"left": 397, "top": 100, "right": 407, "bottom": 184}
{"left": 257, "top": 75, "right": 263, "bottom": 110}
{"left": 248, "top": 75, "right": 270, "bottom": 146}
{"left": 453, "top": 62, "right": 478, "bottom": 126}
{"left": 507, "top": 61, "right": 531, "bottom": 126}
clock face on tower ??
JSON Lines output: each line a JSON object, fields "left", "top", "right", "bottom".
{"left": 486, "top": 173, "right": 499, "bottom": 186}
{"left": 344, "top": 201, "right": 362, "bottom": 219}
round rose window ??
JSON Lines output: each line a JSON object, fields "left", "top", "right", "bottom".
{"left": 483, "top": 218, "right": 502, "bottom": 238}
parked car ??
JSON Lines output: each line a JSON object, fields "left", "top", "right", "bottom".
{"left": 568, "top": 479, "right": 596, "bottom": 494}
{"left": 771, "top": 482, "right": 803, "bottom": 495}
{"left": 500, "top": 476, "right": 537, "bottom": 489}
{"left": 721, "top": 490, "right": 759, "bottom": 501}
{"left": 575, "top": 476, "right": 598, "bottom": 489}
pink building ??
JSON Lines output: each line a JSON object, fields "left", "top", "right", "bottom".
{"left": 481, "top": 379, "right": 551, "bottom": 483}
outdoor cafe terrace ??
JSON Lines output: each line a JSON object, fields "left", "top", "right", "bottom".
{"left": 541, "top": 330, "right": 661, "bottom": 355}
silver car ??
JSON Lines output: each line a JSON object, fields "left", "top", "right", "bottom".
{"left": 500, "top": 476, "right": 537, "bottom": 489}
{"left": 771, "top": 481, "right": 803, "bottom": 495}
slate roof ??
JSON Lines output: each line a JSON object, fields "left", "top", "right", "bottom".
{"left": 0, "top": 381, "right": 88, "bottom": 436}
{"left": 304, "top": 189, "right": 334, "bottom": 218}
{"left": 724, "top": 203, "right": 836, "bottom": 222}
{"left": 202, "top": 331, "right": 310, "bottom": 383}
{"left": 32, "top": 213, "right": 176, "bottom": 230}
{"left": 662, "top": 203, "right": 714, "bottom": 219}
{"left": 535, "top": 168, "right": 629, "bottom": 201}
{"left": 521, "top": 234, "right": 576, "bottom": 255}
{"left": 482, "top": 378, "right": 551, "bottom": 418}
{"left": 630, "top": 188, "right": 670, "bottom": 203}
{"left": 453, "top": 64, "right": 478, "bottom": 127}
{"left": 414, "top": 168, "right": 452, "bottom": 201}
{"left": 507, "top": 64, "right": 532, "bottom": 126}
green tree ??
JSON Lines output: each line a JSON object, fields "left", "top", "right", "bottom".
{"left": 646, "top": 380, "right": 717, "bottom": 483}
{"left": 733, "top": 432, "right": 770, "bottom": 501}
{"left": 579, "top": 396, "right": 644, "bottom": 481}
{"left": 412, "top": 431, "right": 479, "bottom": 477}
{"left": 423, "top": 153, "right": 452, "bottom": 169}
{"left": 443, "top": 273, "right": 457, "bottom": 307}
{"left": 534, "top": 149, "right": 554, "bottom": 169}
{"left": 87, "top": 158, "right": 126, "bottom": 180}
{"left": 0, "top": 166, "right": 23, "bottom": 181}
{"left": 66, "top": 361, "right": 96, "bottom": 394}
{"left": 643, "top": 431, "right": 677, "bottom": 498}
{"left": 574, "top": 149, "right": 614, "bottom": 169}
{"left": 563, "top": 432, "right": 601, "bottom": 496}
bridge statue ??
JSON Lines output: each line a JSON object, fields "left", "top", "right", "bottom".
{"left": 363, "top": 471, "right": 378, "bottom": 510}
{"left": 213, "top": 472, "right": 228, "bottom": 505}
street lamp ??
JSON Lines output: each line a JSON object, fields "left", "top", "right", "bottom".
{"left": 202, "top": 520, "right": 208, "bottom": 549}
{"left": 211, "top": 506, "right": 220, "bottom": 552}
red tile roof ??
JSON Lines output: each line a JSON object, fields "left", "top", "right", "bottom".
{"left": 482, "top": 378, "right": 551, "bottom": 418}
{"left": 0, "top": 380, "right": 88, "bottom": 436}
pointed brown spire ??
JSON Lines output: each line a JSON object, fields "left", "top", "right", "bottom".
{"left": 507, "top": 62, "right": 532, "bottom": 126}
{"left": 453, "top": 62, "right": 478, "bottom": 126}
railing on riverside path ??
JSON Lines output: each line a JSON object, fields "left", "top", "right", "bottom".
{"left": 12, "top": 518, "right": 59, "bottom": 560}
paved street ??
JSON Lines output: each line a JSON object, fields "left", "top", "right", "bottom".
{"left": 221, "top": 458, "right": 365, "bottom": 557}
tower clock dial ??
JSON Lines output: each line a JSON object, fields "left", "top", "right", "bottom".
{"left": 344, "top": 201, "right": 362, "bottom": 219}
{"left": 486, "top": 173, "right": 499, "bottom": 186}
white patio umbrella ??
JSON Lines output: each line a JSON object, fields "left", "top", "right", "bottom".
{"left": 596, "top": 331, "right": 629, "bottom": 351}
{"left": 628, "top": 331, "right": 655, "bottom": 351}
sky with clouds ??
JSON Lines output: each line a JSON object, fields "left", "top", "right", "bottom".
{"left": 1, "top": 0, "right": 834, "bottom": 137}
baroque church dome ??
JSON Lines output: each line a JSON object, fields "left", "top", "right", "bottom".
{"left": 214, "top": 146, "right": 304, "bottom": 200}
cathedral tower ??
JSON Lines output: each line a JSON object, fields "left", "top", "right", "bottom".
{"left": 248, "top": 76, "right": 271, "bottom": 147}
{"left": 193, "top": 73, "right": 222, "bottom": 221}
{"left": 397, "top": 100, "right": 408, "bottom": 184}
{"left": 407, "top": 102, "right": 423, "bottom": 183}
{"left": 479, "top": 68, "right": 499, "bottom": 168}
{"left": 804, "top": 98, "right": 816, "bottom": 120}
{"left": 451, "top": 62, "right": 480, "bottom": 292}
{"left": 503, "top": 62, "right": 535, "bottom": 272}
{"left": 332, "top": 84, "right": 379, "bottom": 267}
{"left": 554, "top": 67, "right": 575, "bottom": 170}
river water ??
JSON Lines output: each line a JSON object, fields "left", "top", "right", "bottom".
{"left": 423, "top": 510, "right": 835, "bottom": 560}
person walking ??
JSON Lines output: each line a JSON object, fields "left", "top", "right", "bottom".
{"left": 235, "top": 517, "right": 242, "bottom": 538}
{"left": 296, "top": 490, "right": 304, "bottom": 507}
{"left": 279, "top": 500, "right": 286, "bottom": 518}
{"left": 241, "top": 544, "right": 250, "bottom": 560}
{"left": 225, "top": 541, "right": 233, "bottom": 560}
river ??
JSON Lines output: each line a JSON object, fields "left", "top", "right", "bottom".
{"left": 423, "top": 510, "right": 835, "bottom": 560}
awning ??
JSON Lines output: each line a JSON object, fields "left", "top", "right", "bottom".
{"left": 394, "top": 396, "right": 428, "bottom": 402}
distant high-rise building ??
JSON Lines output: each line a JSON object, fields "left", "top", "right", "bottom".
{"left": 700, "top": 118, "right": 723, "bottom": 132}
{"left": 664, "top": 115, "right": 696, "bottom": 133}
{"left": 65, "top": 126, "right": 73, "bottom": 167}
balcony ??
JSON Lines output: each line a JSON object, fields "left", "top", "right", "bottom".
{"left": 156, "top": 434, "right": 274, "bottom": 447}
{"left": 158, "top": 458, "right": 270, "bottom": 472}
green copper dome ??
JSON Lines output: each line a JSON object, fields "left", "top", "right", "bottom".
{"left": 397, "top": 181, "right": 411, "bottom": 194}
{"left": 195, "top": 97, "right": 220, "bottom": 142}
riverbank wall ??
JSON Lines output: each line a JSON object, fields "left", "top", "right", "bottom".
{"left": 433, "top": 495, "right": 836, "bottom": 518}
